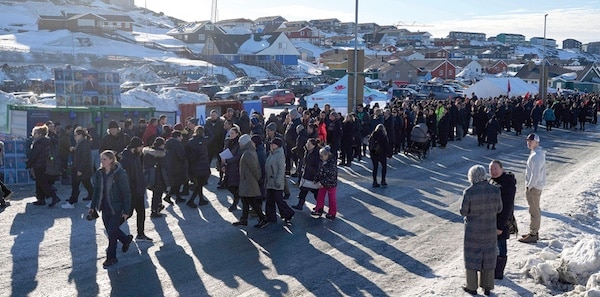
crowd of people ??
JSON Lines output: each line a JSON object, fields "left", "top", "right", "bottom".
{"left": 15, "top": 89, "right": 594, "bottom": 269}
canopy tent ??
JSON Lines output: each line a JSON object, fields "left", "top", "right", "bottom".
{"left": 464, "top": 77, "right": 539, "bottom": 99}
{"left": 305, "top": 75, "right": 388, "bottom": 115}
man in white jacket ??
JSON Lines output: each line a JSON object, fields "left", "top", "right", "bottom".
{"left": 520, "top": 133, "right": 546, "bottom": 243}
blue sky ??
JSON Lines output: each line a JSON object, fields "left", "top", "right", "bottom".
{"left": 135, "top": 0, "right": 600, "bottom": 43}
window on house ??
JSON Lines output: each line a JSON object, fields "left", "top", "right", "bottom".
{"left": 395, "top": 71, "right": 400, "bottom": 78}
{"left": 199, "top": 34, "right": 205, "bottom": 41}
{"left": 184, "top": 35, "right": 188, "bottom": 41}
{"left": 301, "top": 31, "right": 305, "bottom": 36}
{"left": 205, "top": 24, "right": 214, "bottom": 30}
{"left": 439, "top": 70, "right": 444, "bottom": 76}
{"left": 449, "top": 70, "right": 453, "bottom": 75}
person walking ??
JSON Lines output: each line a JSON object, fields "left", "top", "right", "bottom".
{"left": 88, "top": 150, "right": 133, "bottom": 268}
{"left": 185, "top": 126, "right": 212, "bottom": 207}
{"left": 311, "top": 146, "right": 338, "bottom": 220}
{"left": 119, "top": 137, "right": 153, "bottom": 242}
{"left": 164, "top": 131, "right": 188, "bottom": 204}
{"left": 542, "top": 105, "right": 556, "bottom": 131}
{"left": 369, "top": 124, "right": 391, "bottom": 188}
{"left": 232, "top": 134, "right": 268, "bottom": 227}
{"left": 519, "top": 133, "right": 546, "bottom": 244}
{"left": 223, "top": 126, "right": 242, "bottom": 212}
{"left": 26, "top": 125, "right": 61, "bottom": 207}
{"left": 292, "top": 138, "right": 321, "bottom": 210}
{"left": 264, "top": 138, "right": 295, "bottom": 225}
{"left": 488, "top": 160, "right": 516, "bottom": 280}
{"left": 460, "top": 165, "right": 503, "bottom": 296}
{"left": 62, "top": 127, "right": 94, "bottom": 208}
{"left": 142, "top": 137, "right": 169, "bottom": 218}
{"left": 485, "top": 115, "right": 501, "bottom": 150}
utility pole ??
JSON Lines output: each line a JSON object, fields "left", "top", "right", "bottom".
{"left": 540, "top": 14, "right": 548, "bottom": 101}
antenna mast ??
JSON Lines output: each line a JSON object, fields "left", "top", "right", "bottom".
{"left": 211, "top": 0, "right": 218, "bottom": 22}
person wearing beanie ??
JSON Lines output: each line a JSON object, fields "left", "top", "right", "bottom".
{"left": 143, "top": 137, "right": 168, "bottom": 218}
{"left": 232, "top": 134, "right": 268, "bottom": 227}
{"left": 250, "top": 117, "right": 264, "bottom": 140}
{"left": 519, "top": 133, "right": 546, "bottom": 244}
{"left": 100, "top": 120, "right": 131, "bottom": 159}
{"left": 118, "top": 136, "right": 153, "bottom": 241}
{"left": 264, "top": 137, "right": 295, "bottom": 225}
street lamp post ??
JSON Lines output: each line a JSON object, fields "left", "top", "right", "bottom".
{"left": 540, "top": 14, "right": 548, "bottom": 100}
{"left": 352, "top": 0, "right": 358, "bottom": 111}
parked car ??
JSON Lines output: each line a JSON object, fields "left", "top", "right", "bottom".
{"left": 260, "top": 89, "right": 295, "bottom": 106}
{"left": 280, "top": 78, "right": 314, "bottom": 95}
{"left": 229, "top": 76, "right": 256, "bottom": 87}
{"left": 392, "top": 88, "right": 427, "bottom": 101}
{"left": 419, "top": 84, "right": 463, "bottom": 100}
{"left": 1, "top": 80, "right": 17, "bottom": 93}
{"left": 198, "top": 75, "right": 219, "bottom": 85}
{"left": 199, "top": 85, "right": 223, "bottom": 99}
{"left": 213, "top": 85, "right": 247, "bottom": 100}
{"left": 237, "top": 83, "right": 277, "bottom": 100}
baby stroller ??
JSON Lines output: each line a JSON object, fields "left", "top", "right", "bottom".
{"left": 404, "top": 123, "right": 430, "bottom": 160}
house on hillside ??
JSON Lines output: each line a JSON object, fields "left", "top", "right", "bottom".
{"left": 399, "top": 31, "right": 432, "bottom": 46}
{"left": 101, "top": 0, "right": 134, "bottom": 7}
{"left": 357, "top": 23, "right": 380, "bottom": 34}
{"left": 389, "top": 48, "right": 425, "bottom": 61}
{"left": 479, "top": 60, "right": 509, "bottom": 75}
{"left": 276, "top": 26, "right": 322, "bottom": 45}
{"left": 167, "top": 21, "right": 225, "bottom": 44}
{"left": 515, "top": 61, "right": 573, "bottom": 87}
{"left": 216, "top": 18, "right": 254, "bottom": 33}
{"left": 551, "top": 64, "right": 600, "bottom": 93}
{"left": 410, "top": 59, "right": 457, "bottom": 80}
{"left": 421, "top": 48, "right": 449, "bottom": 59}
{"left": 37, "top": 13, "right": 134, "bottom": 32}
{"left": 309, "top": 18, "right": 341, "bottom": 32}
{"left": 202, "top": 33, "right": 300, "bottom": 73}
{"left": 563, "top": 39, "right": 582, "bottom": 51}
{"left": 255, "top": 16, "right": 287, "bottom": 27}
{"left": 338, "top": 22, "right": 355, "bottom": 34}
{"left": 364, "top": 58, "right": 421, "bottom": 84}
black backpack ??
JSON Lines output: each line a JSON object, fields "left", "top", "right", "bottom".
{"left": 368, "top": 134, "right": 380, "bottom": 154}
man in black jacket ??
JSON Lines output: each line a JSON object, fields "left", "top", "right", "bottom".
{"left": 100, "top": 120, "right": 131, "bottom": 159}
{"left": 120, "top": 137, "right": 153, "bottom": 242}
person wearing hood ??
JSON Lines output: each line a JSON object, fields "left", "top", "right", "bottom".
{"left": 26, "top": 125, "right": 62, "bottom": 207}
{"left": 88, "top": 150, "right": 133, "bottom": 268}
{"left": 264, "top": 137, "right": 295, "bottom": 225}
{"left": 164, "top": 131, "right": 188, "bottom": 204}
{"left": 100, "top": 120, "right": 131, "bottom": 159}
{"left": 62, "top": 127, "right": 94, "bottom": 209}
{"left": 185, "top": 126, "right": 213, "bottom": 208}
{"left": 223, "top": 126, "right": 242, "bottom": 212}
{"left": 519, "top": 133, "right": 546, "bottom": 244}
{"left": 118, "top": 137, "right": 152, "bottom": 242}
{"left": 143, "top": 137, "right": 169, "bottom": 218}
{"left": 232, "top": 134, "right": 268, "bottom": 228}
{"left": 489, "top": 160, "right": 516, "bottom": 280}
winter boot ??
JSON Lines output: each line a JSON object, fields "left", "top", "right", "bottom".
{"left": 495, "top": 256, "right": 507, "bottom": 280}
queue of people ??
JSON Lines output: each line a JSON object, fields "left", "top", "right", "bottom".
{"left": 16, "top": 87, "right": 576, "bottom": 273}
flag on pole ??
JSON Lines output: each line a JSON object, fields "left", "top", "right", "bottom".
{"left": 524, "top": 92, "right": 530, "bottom": 101}
{"left": 507, "top": 79, "right": 511, "bottom": 94}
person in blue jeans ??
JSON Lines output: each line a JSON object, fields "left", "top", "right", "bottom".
{"left": 88, "top": 150, "right": 133, "bottom": 268}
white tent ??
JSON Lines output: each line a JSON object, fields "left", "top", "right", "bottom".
{"left": 464, "top": 77, "right": 538, "bottom": 99}
{"left": 305, "top": 75, "right": 387, "bottom": 114}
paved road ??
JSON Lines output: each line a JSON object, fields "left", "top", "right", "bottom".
{"left": 1, "top": 117, "right": 597, "bottom": 296}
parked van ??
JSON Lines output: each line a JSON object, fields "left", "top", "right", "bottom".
{"left": 237, "top": 83, "right": 277, "bottom": 100}
{"left": 419, "top": 84, "right": 463, "bottom": 100}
